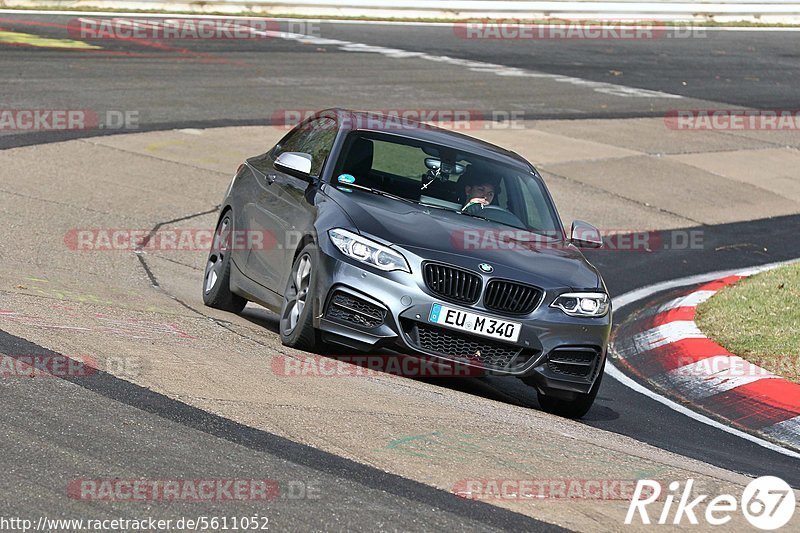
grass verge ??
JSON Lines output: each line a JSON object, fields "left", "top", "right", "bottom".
{"left": 696, "top": 263, "right": 800, "bottom": 383}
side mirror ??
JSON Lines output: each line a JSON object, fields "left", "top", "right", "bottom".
{"left": 570, "top": 220, "right": 603, "bottom": 248}
{"left": 275, "top": 152, "right": 313, "bottom": 179}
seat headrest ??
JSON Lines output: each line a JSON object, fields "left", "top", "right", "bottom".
{"left": 344, "top": 137, "right": 374, "bottom": 177}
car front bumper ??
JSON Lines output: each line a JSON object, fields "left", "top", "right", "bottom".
{"left": 312, "top": 241, "right": 611, "bottom": 395}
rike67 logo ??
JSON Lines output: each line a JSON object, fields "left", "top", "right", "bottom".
{"left": 626, "top": 477, "right": 796, "bottom": 530}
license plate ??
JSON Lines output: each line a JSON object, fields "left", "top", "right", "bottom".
{"left": 428, "top": 303, "right": 521, "bottom": 342}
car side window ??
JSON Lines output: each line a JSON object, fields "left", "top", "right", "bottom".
{"left": 273, "top": 117, "right": 337, "bottom": 177}
{"left": 519, "top": 175, "right": 559, "bottom": 234}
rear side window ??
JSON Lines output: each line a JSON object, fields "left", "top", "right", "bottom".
{"left": 274, "top": 116, "right": 337, "bottom": 176}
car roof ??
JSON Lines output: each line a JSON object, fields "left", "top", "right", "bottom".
{"left": 317, "top": 108, "right": 534, "bottom": 171}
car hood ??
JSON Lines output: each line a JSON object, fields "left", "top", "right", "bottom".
{"left": 327, "top": 186, "right": 600, "bottom": 290}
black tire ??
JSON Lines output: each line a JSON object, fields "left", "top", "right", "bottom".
{"left": 536, "top": 362, "right": 604, "bottom": 419}
{"left": 279, "top": 243, "right": 321, "bottom": 351}
{"left": 202, "top": 212, "right": 247, "bottom": 314}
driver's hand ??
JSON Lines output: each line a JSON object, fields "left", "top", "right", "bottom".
{"left": 461, "top": 198, "right": 490, "bottom": 213}
{"left": 467, "top": 197, "right": 490, "bottom": 206}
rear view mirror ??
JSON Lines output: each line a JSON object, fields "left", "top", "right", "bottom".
{"left": 570, "top": 220, "right": 603, "bottom": 248}
{"left": 425, "top": 158, "right": 465, "bottom": 176}
{"left": 275, "top": 152, "right": 313, "bottom": 179}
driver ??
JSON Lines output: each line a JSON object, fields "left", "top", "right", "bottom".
{"left": 463, "top": 181, "right": 496, "bottom": 210}
{"left": 460, "top": 163, "right": 501, "bottom": 211}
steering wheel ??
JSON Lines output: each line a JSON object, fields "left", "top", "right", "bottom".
{"left": 463, "top": 204, "right": 525, "bottom": 227}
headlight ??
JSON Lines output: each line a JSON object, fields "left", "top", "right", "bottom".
{"left": 551, "top": 292, "right": 610, "bottom": 317}
{"left": 328, "top": 228, "right": 410, "bottom": 273}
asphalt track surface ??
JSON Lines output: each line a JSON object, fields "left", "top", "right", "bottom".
{"left": 1, "top": 12, "right": 799, "bottom": 530}
{"left": 3, "top": 15, "right": 800, "bottom": 148}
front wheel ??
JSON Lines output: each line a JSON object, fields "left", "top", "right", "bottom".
{"left": 279, "top": 243, "right": 321, "bottom": 351}
{"left": 536, "top": 363, "right": 604, "bottom": 419}
{"left": 202, "top": 212, "right": 247, "bottom": 313}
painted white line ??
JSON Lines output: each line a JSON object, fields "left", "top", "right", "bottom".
{"left": 658, "top": 289, "right": 717, "bottom": 312}
{"left": 631, "top": 320, "right": 705, "bottom": 350}
{"left": 227, "top": 22, "right": 683, "bottom": 99}
{"left": 622, "top": 288, "right": 716, "bottom": 322}
{"left": 608, "top": 257, "right": 800, "bottom": 459}
{"left": 605, "top": 362, "right": 800, "bottom": 459}
{"left": 102, "top": 16, "right": 672, "bottom": 97}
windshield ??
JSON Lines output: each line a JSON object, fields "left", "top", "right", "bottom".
{"left": 332, "top": 132, "right": 563, "bottom": 238}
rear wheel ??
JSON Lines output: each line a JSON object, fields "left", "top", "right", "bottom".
{"left": 279, "top": 243, "right": 321, "bottom": 351}
{"left": 202, "top": 212, "right": 247, "bottom": 313}
{"left": 536, "top": 363, "right": 604, "bottom": 419}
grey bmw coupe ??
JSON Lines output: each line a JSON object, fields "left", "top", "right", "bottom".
{"left": 203, "top": 109, "right": 611, "bottom": 417}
